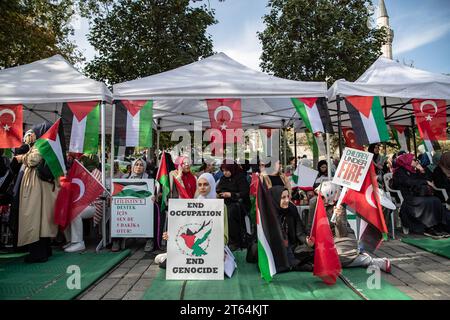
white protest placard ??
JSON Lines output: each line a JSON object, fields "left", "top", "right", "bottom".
{"left": 167, "top": 199, "right": 224, "bottom": 280}
{"left": 111, "top": 179, "right": 154, "bottom": 238}
{"left": 292, "top": 163, "right": 319, "bottom": 189}
{"left": 332, "top": 147, "right": 373, "bottom": 191}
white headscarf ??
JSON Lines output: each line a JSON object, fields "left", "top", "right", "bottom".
{"left": 196, "top": 173, "right": 216, "bottom": 199}
{"left": 129, "top": 158, "right": 149, "bottom": 179}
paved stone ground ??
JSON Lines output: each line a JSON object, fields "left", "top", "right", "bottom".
{"left": 77, "top": 235, "right": 450, "bottom": 300}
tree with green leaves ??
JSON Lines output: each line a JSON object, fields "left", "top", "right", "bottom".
{"left": 84, "top": 0, "right": 216, "bottom": 85}
{"left": 258, "top": 0, "right": 386, "bottom": 84}
{"left": 0, "top": 0, "right": 83, "bottom": 69}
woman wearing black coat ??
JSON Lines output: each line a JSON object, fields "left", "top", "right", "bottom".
{"left": 393, "top": 153, "right": 448, "bottom": 237}
{"left": 216, "top": 161, "right": 250, "bottom": 250}
{"left": 270, "top": 186, "right": 314, "bottom": 271}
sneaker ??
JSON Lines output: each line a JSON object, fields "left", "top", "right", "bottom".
{"left": 371, "top": 257, "right": 391, "bottom": 273}
{"left": 154, "top": 253, "right": 167, "bottom": 265}
{"left": 144, "top": 239, "right": 154, "bottom": 253}
{"left": 62, "top": 242, "right": 72, "bottom": 249}
{"left": 424, "top": 228, "right": 445, "bottom": 239}
{"left": 64, "top": 241, "right": 86, "bottom": 253}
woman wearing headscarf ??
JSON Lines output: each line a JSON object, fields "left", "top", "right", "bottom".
{"left": 432, "top": 152, "right": 450, "bottom": 195}
{"left": 313, "top": 160, "right": 329, "bottom": 189}
{"left": 270, "top": 186, "right": 314, "bottom": 271}
{"left": 112, "top": 158, "right": 154, "bottom": 252}
{"left": 393, "top": 153, "right": 449, "bottom": 238}
{"left": 368, "top": 143, "right": 387, "bottom": 184}
{"left": 15, "top": 122, "right": 60, "bottom": 262}
{"left": 169, "top": 156, "right": 197, "bottom": 199}
{"left": 262, "top": 160, "right": 292, "bottom": 193}
{"left": 216, "top": 160, "right": 250, "bottom": 250}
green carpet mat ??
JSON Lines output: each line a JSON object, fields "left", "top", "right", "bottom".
{"left": 0, "top": 252, "right": 28, "bottom": 259}
{"left": 0, "top": 249, "right": 130, "bottom": 300}
{"left": 402, "top": 237, "right": 450, "bottom": 259}
{"left": 142, "top": 251, "right": 410, "bottom": 300}
{"left": 341, "top": 268, "right": 411, "bottom": 300}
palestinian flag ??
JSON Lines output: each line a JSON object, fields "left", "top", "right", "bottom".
{"left": 115, "top": 100, "right": 153, "bottom": 148}
{"left": 391, "top": 125, "right": 409, "bottom": 151}
{"left": 305, "top": 129, "right": 326, "bottom": 159}
{"left": 112, "top": 181, "right": 152, "bottom": 198}
{"left": 256, "top": 178, "right": 290, "bottom": 282}
{"left": 61, "top": 101, "right": 100, "bottom": 154}
{"left": 34, "top": 119, "right": 66, "bottom": 178}
{"left": 345, "top": 96, "right": 390, "bottom": 146}
{"left": 156, "top": 152, "right": 171, "bottom": 212}
{"left": 291, "top": 97, "right": 334, "bottom": 134}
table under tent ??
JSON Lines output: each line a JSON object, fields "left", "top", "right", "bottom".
{"left": 0, "top": 54, "right": 113, "bottom": 251}
{"left": 326, "top": 56, "right": 450, "bottom": 156}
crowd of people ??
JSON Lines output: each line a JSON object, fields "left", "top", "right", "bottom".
{"left": 1, "top": 124, "right": 449, "bottom": 282}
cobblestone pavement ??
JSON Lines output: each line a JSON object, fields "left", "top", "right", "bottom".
{"left": 77, "top": 236, "right": 450, "bottom": 300}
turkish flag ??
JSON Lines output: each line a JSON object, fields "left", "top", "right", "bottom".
{"left": 310, "top": 194, "right": 342, "bottom": 285}
{"left": 412, "top": 99, "right": 447, "bottom": 141}
{"left": 207, "top": 99, "right": 243, "bottom": 143}
{"left": 341, "top": 164, "right": 388, "bottom": 235}
{"left": 0, "top": 104, "right": 23, "bottom": 148}
{"left": 342, "top": 127, "right": 364, "bottom": 150}
{"left": 54, "top": 160, "right": 105, "bottom": 229}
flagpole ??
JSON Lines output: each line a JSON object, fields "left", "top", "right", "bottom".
{"left": 411, "top": 116, "right": 418, "bottom": 157}
{"left": 156, "top": 119, "right": 161, "bottom": 165}
{"left": 282, "top": 120, "right": 287, "bottom": 167}
{"left": 336, "top": 95, "right": 343, "bottom": 158}
{"left": 97, "top": 101, "right": 107, "bottom": 252}
{"left": 326, "top": 132, "right": 331, "bottom": 180}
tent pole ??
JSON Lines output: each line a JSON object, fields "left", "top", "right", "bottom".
{"left": 326, "top": 132, "right": 331, "bottom": 180}
{"left": 156, "top": 118, "right": 161, "bottom": 166}
{"left": 411, "top": 116, "right": 418, "bottom": 157}
{"left": 98, "top": 101, "right": 107, "bottom": 252}
{"left": 294, "top": 128, "right": 297, "bottom": 162}
{"left": 383, "top": 97, "right": 388, "bottom": 157}
{"left": 337, "top": 95, "right": 343, "bottom": 157}
{"left": 282, "top": 120, "right": 287, "bottom": 167}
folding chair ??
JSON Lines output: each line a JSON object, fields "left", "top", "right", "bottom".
{"left": 429, "top": 181, "right": 450, "bottom": 210}
{"left": 383, "top": 173, "right": 405, "bottom": 238}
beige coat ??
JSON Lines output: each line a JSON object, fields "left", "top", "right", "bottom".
{"left": 18, "top": 147, "right": 59, "bottom": 247}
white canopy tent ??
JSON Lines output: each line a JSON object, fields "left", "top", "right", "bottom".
{"left": 0, "top": 55, "right": 114, "bottom": 251}
{"left": 325, "top": 57, "right": 450, "bottom": 154}
{"left": 0, "top": 55, "right": 113, "bottom": 131}
{"left": 327, "top": 56, "right": 450, "bottom": 128}
{"left": 113, "top": 53, "right": 327, "bottom": 131}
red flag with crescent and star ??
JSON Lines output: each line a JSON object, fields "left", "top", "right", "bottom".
{"left": 207, "top": 99, "right": 243, "bottom": 144}
{"left": 54, "top": 160, "right": 105, "bottom": 229}
{"left": 412, "top": 99, "right": 447, "bottom": 141}
{"left": 342, "top": 127, "right": 364, "bottom": 150}
{"left": 0, "top": 104, "right": 23, "bottom": 148}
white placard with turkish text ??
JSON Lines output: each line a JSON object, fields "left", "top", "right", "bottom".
{"left": 111, "top": 179, "right": 154, "bottom": 238}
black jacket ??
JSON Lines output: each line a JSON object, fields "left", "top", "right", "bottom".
{"left": 216, "top": 174, "right": 250, "bottom": 209}
{"left": 393, "top": 167, "right": 431, "bottom": 198}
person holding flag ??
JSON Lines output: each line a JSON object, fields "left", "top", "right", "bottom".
{"left": 16, "top": 121, "right": 66, "bottom": 263}
{"left": 308, "top": 182, "right": 391, "bottom": 273}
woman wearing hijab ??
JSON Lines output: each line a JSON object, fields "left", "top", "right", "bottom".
{"left": 313, "top": 160, "right": 329, "bottom": 189}
{"left": 270, "top": 186, "right": 314, "bottom": 271}
{"left": 216, "top": 160, "right": 250, "bottom": 250}
{"left": 432, "top": 152, "right": 450, "bottom": 196}
{"left": 112, "top": 158, "right": 156, "bottom": 252}
{"left": 393, "top": 153, "right": 449, "bottom": 238}
{"left": 169, "top": 156, "right": 197, "bottom": 199}
{"left": 262, "top": 160, "right": 292, "bottom": 193}
{"left": 15, "top": 122, "right": 60, "bottom": 262}
{"left": 156, "top": 173, "right": 236, "bottom": 276}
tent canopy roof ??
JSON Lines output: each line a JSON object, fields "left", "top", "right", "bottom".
{"left": 113, "top": 53, "right": 327, "bottom": 130}
{"left": 0, "top": 55, "right": 113, "bottom": 104}
{"left": 328, "top": 56, "right": 450, "bottom": 100}
{"left": 113, "top": 52, "right": 327, "bottom": 100}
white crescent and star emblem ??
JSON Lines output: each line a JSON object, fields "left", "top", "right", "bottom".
{"left": 214, "top": 105, "right": 234, "bottom": 130}
{"left": 0, "top": 109, "right": 17, "bottom": 132}
{"left": 420, "top": 100, "right": 438, "bottom": 122}
{"left": 72, "top": 178, "right": 85, "bottom": 202}
{"left": 365, "top": 185, "right": 377, "bottom": 209}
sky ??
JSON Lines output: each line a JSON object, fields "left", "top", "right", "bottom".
{"left": 71, "top": 0, "right": 450, "bottom": 76}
